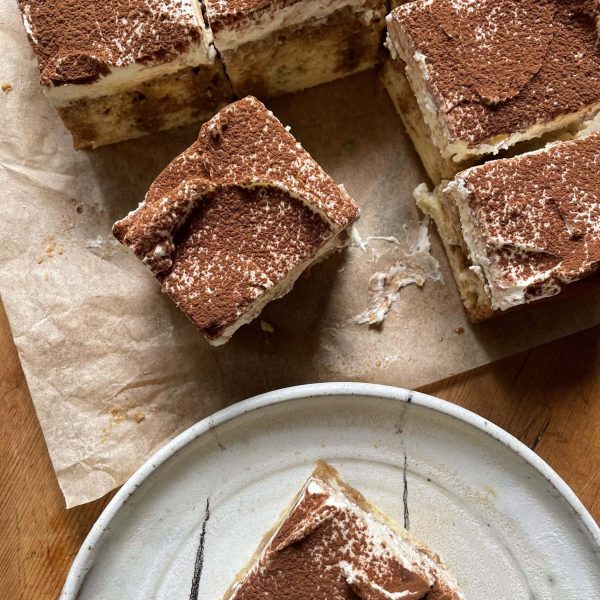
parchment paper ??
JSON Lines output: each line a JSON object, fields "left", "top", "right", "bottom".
{"left": 2, "top": 2, "right": 600, "bottom": 507}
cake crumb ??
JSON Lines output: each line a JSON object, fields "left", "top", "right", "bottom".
{"left": 260, "top": 320, "right": 275, "bottom": 333}
{"left": 44, "top": 236, "right": 65, "bottom": 258}
{"left": 1, "top": 82, "right": 12, "bottom": 93}
{"left": 109, "top": 405, "right": 145, "bottom": 424}
{"left": 110, "top": 405, "right": 127, "bottom": 422}
{"left": 454, "top": 327, "right": 465, "bottom": 335}
{"left": 131, "top": 411, "right": 145, "bottom": 423}
{"left": 37, "top": 236, "right": 65, "bottom": 263}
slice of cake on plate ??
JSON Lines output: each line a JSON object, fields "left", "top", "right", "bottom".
{"left": 113, "top": 97, "right": 359, "bottom": 345}
{"left": 383, "top": 0, "right": 600, "bottom": 182}
{"left": 18, "top": 0, "right": 234, "bottom": 148}
{"left": 416, "top": 130, "right": 600, "bottom": 322}
{"left": 204, "top": 0, "right": 389, "bottom": 98}
{"left": 223, "top": 461, "right": 464, "bottom": 599}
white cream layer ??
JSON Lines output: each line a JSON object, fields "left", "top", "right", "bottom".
{"left": 210, "top": 0, "right": 372, "bottom": 52}
{"left": 44, "top": 0, "right": 214, "bottom": 105}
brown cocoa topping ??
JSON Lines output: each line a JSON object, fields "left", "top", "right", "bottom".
{"left": 459, "top": 133, "right": 600, "bottom": 297}
{"left": 229, "top": 470, "right": 462, "bottom": 600}
{"left": 392, "top": 0, "right": 600, "bottom": 145}
{"left": 19, "top": 0, "right": 204, "bottom": 86}
{"left": 113, "top": 97, "right": 359, "bottom": 340}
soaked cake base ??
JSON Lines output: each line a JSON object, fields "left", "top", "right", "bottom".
{"left": 56, "top": 62, "right": 234, "bottom": 149}
{"left": 221, "top": 0, "right": 387, "bottom": 99}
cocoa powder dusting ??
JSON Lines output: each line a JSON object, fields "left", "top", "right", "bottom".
{"left": 18, "top": 0, "right": 204, "bottom": 86}
{"left": 141, "top": 97, "right": 358, "bottom": 228}
{"left": 113, "top": 97, "right": 359, "bottom": 340}
{"left": 228, "top": 473, "right": 462, "bottom": 600}
{"left": 392, "top": 0, "right": 600, "bottom": 145}
{"left": 205, "top": 0, "right": 302, "bottom": 34}
{"left": 459, "top": 133, "right": 600, "bottom": 302}
{"left": 163, "top": 186, "right": 332, "bottom": 338}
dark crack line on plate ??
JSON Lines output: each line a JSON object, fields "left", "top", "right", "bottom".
{"left": 403, "top": 452, "right": 410, "bottom": 531}
{"left": 189, "top": 497, "right": 211, "bottom": 600}
{"left": 213, "top": 429, "right": 227, "bottom": 452}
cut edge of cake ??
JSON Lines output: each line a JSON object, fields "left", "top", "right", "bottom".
{"left": 207, "top": 0, "right": 389, "bottom": 98}
{"left": 415, "top": 182, "right": 495, "bottom": 322}
{"left": 379, "top": 55, "right": 477, "bottom": 183}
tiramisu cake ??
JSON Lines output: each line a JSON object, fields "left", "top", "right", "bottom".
{"left": 204, "top": 0, "right": 389, "bottom": 98}
{"left": 113, "top": 97, "right": 359, "bottom": 345}
{"left": 223, "top": 461, "right": 464, "bottom": 599}
{"left": 416, "top": 131, "right": 600, "bottom": 322}
{"left": 18, "top": 0, "right": 233, "bottom": 148}
{"left": 383, "top": 0, "right": 600, "bottom": 181}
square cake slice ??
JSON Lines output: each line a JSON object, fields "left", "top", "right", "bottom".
{"left": 223, "top": 461, "right": 464, "bottom": 600}
{"left": 385, "top": 0, "right": 600, "bottom": 178}
{"left": 416, "top": 131, "right": 600, "bottom": 322}
{"left": 204, "top": 0, "right": 388, "bottom": 98}
{"left": 113, "top": 97, "right": 359, "bottom": 345}
{"left": 18, "top": 0, "right": 234, "bottom": 148}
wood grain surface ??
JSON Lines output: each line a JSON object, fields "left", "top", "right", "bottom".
{"left": 1, "top": 300, "right": 599, "bottom": 599}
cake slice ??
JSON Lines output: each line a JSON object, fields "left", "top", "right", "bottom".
{"left": 113, "top": 97, "right": 359, "bottom": 345}
{"left": 223, "top": 461, "right": 464, "bottom": 599}
{"left": 416, "top": 131, "right": 600, "bottom": 322}
{"left": 204, "top": 0, "right": 388, "bottom": 98}
{"left": 18, "top": 0, "right": 234, "bottom": 148}
{"left": 384, "top": 0, "right": 600, "bottom": 181}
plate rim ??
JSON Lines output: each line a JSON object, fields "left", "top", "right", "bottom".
{"left": 59, "top": 382, "right": 600, "bottom": 599}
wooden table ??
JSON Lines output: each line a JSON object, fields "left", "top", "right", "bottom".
{"left": 1, "top": 301, "right": 599, "bottom": 599}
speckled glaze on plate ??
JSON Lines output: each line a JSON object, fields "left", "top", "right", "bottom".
{"left": 60, "top": 383, "right": 600, "bottom": 599}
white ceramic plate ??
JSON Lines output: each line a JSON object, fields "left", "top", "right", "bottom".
{"left": 60, "top": 383, "right": 600, "bottom": 600}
